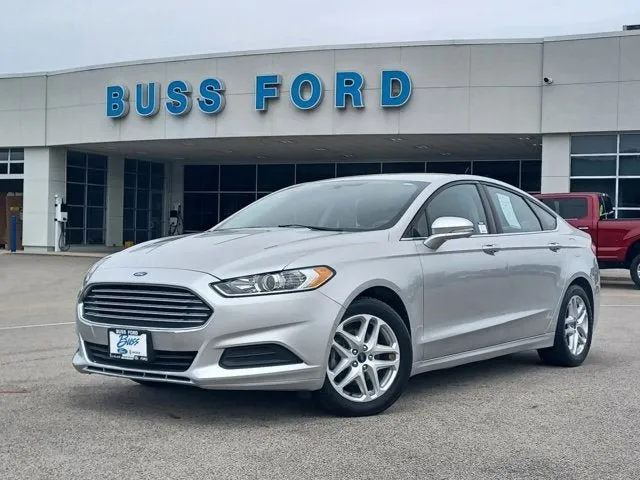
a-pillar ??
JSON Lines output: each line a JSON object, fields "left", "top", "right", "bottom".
{"left": 22, "top": 147, "right": 66, "bottom": 252}
{"left": 541, "top": 133, "right": 571, "bottom": 193}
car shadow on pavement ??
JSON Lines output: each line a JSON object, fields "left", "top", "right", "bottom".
{"left": 67, "top": 350, "right": 552, "bottom": 422}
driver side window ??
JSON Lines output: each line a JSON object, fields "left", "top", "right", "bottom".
{"left": 408, "top": 183, "right": 489, "bottom": 237}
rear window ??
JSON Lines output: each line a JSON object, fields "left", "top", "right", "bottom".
{"left": 540, "top": 198, "right": 588, "bottom": 219}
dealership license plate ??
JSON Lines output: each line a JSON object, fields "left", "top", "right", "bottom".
{"left": 108, "top": 329, "right": 150, "bottom": 362}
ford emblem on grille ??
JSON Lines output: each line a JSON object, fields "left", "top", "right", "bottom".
{"left": 133, "top": 271, "right": 148, "bottom": 277}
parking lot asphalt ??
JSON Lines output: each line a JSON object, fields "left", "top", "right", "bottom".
{"left": 1, "top": 253, "right": 639, "bottom": 479}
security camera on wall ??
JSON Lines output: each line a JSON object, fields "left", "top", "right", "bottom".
{"left": 543, "top": 76, "right": 553, "bottom": 85}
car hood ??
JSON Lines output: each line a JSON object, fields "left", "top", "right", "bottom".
{"left": 97, "top": 228, "right": 383, "bottom": 279}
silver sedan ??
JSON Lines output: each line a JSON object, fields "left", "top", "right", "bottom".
{"left": 72, "top": 173, "right": 600, "bottom": 416}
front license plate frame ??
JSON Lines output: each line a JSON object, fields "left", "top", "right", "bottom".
{"left": 108, "top": 328, "right": 154, "bottom": 362}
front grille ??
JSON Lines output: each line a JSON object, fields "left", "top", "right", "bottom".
{"left": 82, "top": 283, "right": 213, "bottom": 329}
{"left": 85, "top": 342, "right": 197, "bottom": 372}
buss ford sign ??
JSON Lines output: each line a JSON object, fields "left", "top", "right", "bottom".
{"left": 106, "top": 70, "right": 412, "bottom": 119}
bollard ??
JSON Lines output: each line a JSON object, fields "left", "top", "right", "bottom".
{"left": 9, "top": 215, "right": 17, "bottom": 252}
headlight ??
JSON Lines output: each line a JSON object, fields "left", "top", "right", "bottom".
{"left": 210, "top": 266, "right": 335, "bottom": 297}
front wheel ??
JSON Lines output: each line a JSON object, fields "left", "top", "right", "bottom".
{"left": 538, "top": 284, "right": 593, "bottom": 367}
{"left": 315, "top": 297, "right": 412, "bottom": 417}
{"left": 630, "top": 253, "right": 640, "bottom": 289}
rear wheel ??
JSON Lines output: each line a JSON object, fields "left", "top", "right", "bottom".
{"left": 630, "top": 253, "right": 640, "bottom": 289}
{"left": 315, "top": 297, "right": 412, "bottom": 417}
{"left": 538, "top": 284, "right": 593, "bottom": 367}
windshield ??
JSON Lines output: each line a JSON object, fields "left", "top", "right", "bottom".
{"left": 213, "top": 179, "right": 430, "bottom": 232}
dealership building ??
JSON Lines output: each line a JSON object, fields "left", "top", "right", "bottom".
{"left": 1, "top": 27, "right": 640, "bottom": 252}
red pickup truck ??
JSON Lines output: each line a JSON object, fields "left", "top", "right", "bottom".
{"left": 534, "top": 192, "right": 640, "bottom": 288}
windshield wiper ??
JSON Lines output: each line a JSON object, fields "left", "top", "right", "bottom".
{"left": 277, "top": 224, "right": 345, "bottom": 232}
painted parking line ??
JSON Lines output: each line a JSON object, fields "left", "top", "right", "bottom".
{"left": 601, "top": 305, "right": 640, "bottom": 307}
{"left": 0, "top": 321, "right": 75, "bottom": 331}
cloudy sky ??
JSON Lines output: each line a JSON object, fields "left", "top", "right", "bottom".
{"left": 2, "top": 0, "right": 639, "bottom": 74}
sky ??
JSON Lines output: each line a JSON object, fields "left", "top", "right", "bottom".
{"left": 1, "top": 0, "right": 639, "bottom": 75}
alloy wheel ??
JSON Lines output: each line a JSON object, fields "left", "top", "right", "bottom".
{"left": 327, "top": 313, "right": 400, "bottom": 403}
{"left": 564, "top": 295, "right": 589, "bottom": 356}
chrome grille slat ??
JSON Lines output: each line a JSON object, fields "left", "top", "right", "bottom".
{"left": 82, "top": 283, "right": 213, "bottom": 329}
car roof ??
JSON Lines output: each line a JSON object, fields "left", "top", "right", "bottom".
{"left": 309, "top": 172, "right": 514, "bottom": 187}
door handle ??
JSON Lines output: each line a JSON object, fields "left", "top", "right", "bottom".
{"left": 548, "top": 242, "right": 561, "bottom": 252}
{"left": 482, "top": 244, "right": 500, "bottom": 255}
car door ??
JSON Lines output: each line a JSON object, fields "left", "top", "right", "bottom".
{"left": 404, "top": 181, "right": 511, "bottom": 360}
{"left": 481, "top": 183, "right": 566, "bottom": 340}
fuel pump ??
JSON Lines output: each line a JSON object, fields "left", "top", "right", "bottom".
{"left": 54, "top": 194, "right": 69, "bottom": 252}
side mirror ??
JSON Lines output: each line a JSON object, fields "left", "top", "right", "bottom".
{"left": 423, "top": 216, "right": 474, "bottom": 250}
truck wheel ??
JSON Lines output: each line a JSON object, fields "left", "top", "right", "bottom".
{"left": 630, "top": 254, "right": 640, "bottom": 289}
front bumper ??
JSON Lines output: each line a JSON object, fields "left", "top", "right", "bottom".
{"left": 72, "top": 267, "right": 344, "bottom": 391}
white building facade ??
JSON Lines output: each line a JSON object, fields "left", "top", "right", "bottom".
{"left": 1, "top": 28, "right": 640, "bottom": 252}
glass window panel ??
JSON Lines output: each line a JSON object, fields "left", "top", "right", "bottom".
{"left": 87, "top": 185, "right": 105, "bottom": 207}
{"left": 67, "top": 166, "right": 86, "bottom": 184}
{"left": 473, "top": 161, "right": 520, "bottom": 186}
{"left": 136, "top": 230, "right": 149, "bottom": 243}
{"left": 150, "top": 174, "right": 164, "bottom": 190}
{"left": 336, "top": 162, "right": 380, "bottom": 177}
{"left": 485, "top": 185, "right": 541, "bottom": 233}
{"left": 619, "top": 155, "right": 640, "bottom": 176}
{"left": 87, "top": 207, "right": 104, "bottom": 229}
{"left": 137, "top": 160, "right": 151, "bottom": 176}
{"left": 66, "top": 183, "right": 85, "bottom": 206}
{"left": 426, "top": 161, "right": 471, "bottom": 174}
{"left": 426, "top": 184, "right": 489, "bottom": 235}
{"left": 220, "top": 164, "right": 256, "bottom": 191}
{"left": 124, "top": 188, "right": 135, "bottom": 209}
{"left": 0, "top": 163, "right": 7, "bottom": 174}
{"left": 570, "top": 156, "right": 616, "bottom": 177}
{"left": 150, "top": 162, "right": 165, "bottom": 177}
{"left": 220, "top": 193, "right": 256, "bottom": 220}
{"left": 528, "top": 201, "right": 558, "bottom": 230}
{"left": 540, "top": 197, "right": 589, "bottom": 219}
{"left": 618, "top": 179, "right": 640, "bottom": 208}
{"left": 9, "top": 149, "right": 24, "bottom": 161}
{"left": 382, "top": 162, "right": 425, "bottom": 173}
{"left": 137, "top": 174, "right": 150, "bottom": 190}
{"left": 296, "top": 163, "right": 335, "bottom": 183}
{"left": 125, "top": 158, "right": 137, "bottom": 173}
{"left": 87, "top": 168, "right": 106, "bottom": 185}
{"left": 136, "top": 210, "right": 148, "bottom": 230}
{"left": 570, "top": 179, "right": 616, "bottom": 204}
{"left": 185, "top": 192, "right": 218, "bottom": 231}
{"left": 136, "top": 190, "right": 149, "bottom": 210}
{"left": 616, "top": 209, "right": 640, "bottom": 219}
{"left": 67, "top": 206, "right": 84, "bottom": 228}
{"left": 570, "top": 134, "right": 617, "bottom": 155}
{"left": 87, "top": 154, "right": 107, "bottom": 170}
{"left": 65, "top": 228, "right": 84, "bottom": 245}
{"left": 86, "top": 229, "right": 104, "bottom": 245}
{"left": 257, "top": 192, "right": 271, "bottom": 199}
{"left": 123, "top": 229, "right": 135, "bottom": 243}
{"left": 257, "top": 164, "right": 295, "bottom": 192}
{"left": 184, "top": 165, "right": 219, "bottom": 192}
{"left": 67, "top": 151, "right": 86, "bottom": 168}
{"left": 520, "top": 160, "right": 542, "bottom": 192}
{"left": 124, "top": 172, "right": 136, "bottom": 188}
{"left": 124, "top": 209, "right": 135, "bottom": 230}
{"left": 9, "top": 162, "right": 24, "bottom": 175}
{"left": 620, "top": 133, "right": 640, "bottom": 154}
{"left": 0, "top": 150, "right": 8, "bottom": 161}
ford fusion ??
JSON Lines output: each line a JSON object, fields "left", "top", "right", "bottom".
{"left": 73, "top": 173, "right": 600, "bottom": 416}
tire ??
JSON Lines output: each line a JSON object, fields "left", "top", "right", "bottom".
{"left": 537, "top": 284, "right": 593, "bottom": 367}
{"left": 630, "top": 254, "right": 640, "bottom": 289}
{"left": 314, "top": 297, "right": 412, "bottom": 417}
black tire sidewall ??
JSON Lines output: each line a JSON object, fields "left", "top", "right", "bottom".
{"left": 554, "top": 284, "right": 594, "bottom": 366}
{"left": 316, "top": 297, "right": 413, "bottom": 417}
{"left": 630, "top": 254, "right": 640, "bottom": 288}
